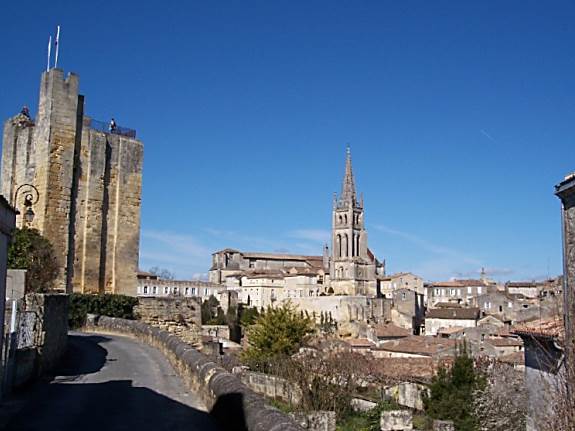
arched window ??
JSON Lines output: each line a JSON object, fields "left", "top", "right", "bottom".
{"left": 338, "top": 215, "right": 343, "bottom": 224}
{"left": 336, "top": 234, "right": 341, "bottom": 258}
{"left": 344, "top": 214, "right": 348, "bottom": 225}
{"left": 343, "top": 234, "right": 348, "bottom": 257}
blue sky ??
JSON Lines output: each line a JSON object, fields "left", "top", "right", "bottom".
{"left": 1, "top": 1, "right": 574, "bottom": 281}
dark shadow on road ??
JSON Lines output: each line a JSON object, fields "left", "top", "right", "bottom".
{"left": 5, "top": 380, "right": 219, "bottom": 431}
{"left": 55, "top": 334, "right": 110, "bottom": 378}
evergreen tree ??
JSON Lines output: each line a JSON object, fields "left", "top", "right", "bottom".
{"left": 8, "top": 227, "right": 59, "bottom": 293}
{"left": 241, "top": 303, "right": 314, "bottom": 370}
{"left": 423, "top": 344, "right": 485, "bottom": 431}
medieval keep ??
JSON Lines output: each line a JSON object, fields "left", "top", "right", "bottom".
{"left": 1, "top": 69, "right": 143, "bottom": 295}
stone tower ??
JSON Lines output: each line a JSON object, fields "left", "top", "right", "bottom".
{"left": 330, "top": 147, "right": 377, "bottom": 296}
{"left": 1, "top": 69, "right": 143, "bottom": 295}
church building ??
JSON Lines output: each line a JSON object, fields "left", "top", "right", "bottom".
{"left": 209, "top": 147, "right": 385, "bottom": 307}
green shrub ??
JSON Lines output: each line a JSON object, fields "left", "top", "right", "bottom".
{"left": 68, "top": 293, "right": 138, "bottom": 328}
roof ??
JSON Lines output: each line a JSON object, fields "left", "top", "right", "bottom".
{"left": 345, "top": 338, "right": 375, "bottom": 348}
{"left": 370, "top": 357, "right": 439, "bottom": 382}
{"left": 437, "top": 326, "right": 465, "bottom": 335}
{"left": 498, "top": 351, "right": 525, "bottom": 366}
{"left": 426, "top": 307, "right": 480, "bottom": 320}
{"left": 374, "top": 323, "right": 411, "bottom": 338}
{"left": 434, "top": 302, "right": 463, "bottom": 308}
{"left": 429, "top": 279, "right": 487, "bottom": 288}
{"left": 512, "top": 317, "right": 564, "bottom": 339}
{"left": 506, "top": 281, "right": 543, "bottom": 288}
{"left": 242, "top": 252, "right": 322, "bottom": 262}
{"left": 485, "top": 337, "right": 523, "bottom": 347}
{"left": 213, "top": 248, "right": 240, "bottom": 254}
{"left": 373, "top": 336, "right": 456, "bottom": 357}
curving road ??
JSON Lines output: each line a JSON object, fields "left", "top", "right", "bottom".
{"left": 6, "top": 332, "right": 219, "bottom": 431}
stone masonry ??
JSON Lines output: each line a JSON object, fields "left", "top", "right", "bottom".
{"left": 1, "top": 69, "right": 143, "bottom": 295}
{"left": 134, "top": 297, "right": 202, "bottom": 346}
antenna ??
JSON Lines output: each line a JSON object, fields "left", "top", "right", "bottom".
{"left": 54, "top": 25, "right": 60, "bottom": 69}
{"left": 47, "top": 35, "right": 52, "bottom": 72}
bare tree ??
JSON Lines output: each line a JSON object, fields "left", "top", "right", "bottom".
{"left": 148, "top": 266, "right": 175, "bottom": 280}
{"left": 473, "top": 358, "right": 527, "bottom": 431}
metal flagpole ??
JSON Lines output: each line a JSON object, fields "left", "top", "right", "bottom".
{"left": 47, "top": 36, "right": 52, "bottom": 71}
{"left": 54, "top": 26, "right": 60, "bottom": 69}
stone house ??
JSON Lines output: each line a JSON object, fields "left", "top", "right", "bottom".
{"left": 484, "top": 337, "right": 523, "bottom": 356}
{"left": 425, "top": 307, "right": 480, "bottom": 336}
{"left": 371, "top": 323, "right": 411, "bottom": 343}
{"left": 378, "top": 272, "right": 424, "bottom": 299}
{"left": 391, "top": 288, "right": 425, "bottom": 334}
{"left": 505, "top": 277, "right": 562, "bottom": 299}
{"left": 137, "top": 272, "right": 222, "bottom": 302}
{"left": 371, "top": 336, "right": 456, "bottom": 359}
{"left": 471, "top": 290, "right": 560, "bottom": 324}
{"left": 425, "top": 279, "right": 494, "bottom": 308}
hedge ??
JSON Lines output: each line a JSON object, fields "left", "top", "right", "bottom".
{"left": 69, "top": 293, "right": 139, "bottom": 329}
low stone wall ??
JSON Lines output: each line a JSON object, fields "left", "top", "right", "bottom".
{"left": 381, "top": 410, "right": 413, "bottom": 431}
{"left": 135, "top": 297, "right": 202, "bottom": 346}
{"left": 290, "top": 411, "right": 336, "bottom": 431}
{"left": 202, "top": 325, "right": 231, "bottom": 340}
{"left": 233, "top": 368, "right": 302, "bottom": 405}
{"left": 8, "top": 293, "right": 69, "bottom": 388}
{"left": 89, "top": 316, "right": 304, "bottom": 431}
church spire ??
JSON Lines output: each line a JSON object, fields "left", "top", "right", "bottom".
{"left": 340, "top": 145, "right": 356, "bottom": 205}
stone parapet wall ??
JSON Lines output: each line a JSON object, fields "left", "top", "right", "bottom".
{"left": 88, "top": 316, "right": 304, "bottom": 431}
{"left": 233, "top": 368, "right": 302, "bottom": 405}
{"left": 134, "top": 297, "right": 202, "bottom": 346}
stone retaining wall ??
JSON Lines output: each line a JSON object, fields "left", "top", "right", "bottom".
{"left": 88, "top": 316, "right": 304, "bottom": 431}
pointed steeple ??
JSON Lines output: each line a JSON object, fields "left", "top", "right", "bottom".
{"left": 340, "top": 145, "right": 356, "bottom": 205}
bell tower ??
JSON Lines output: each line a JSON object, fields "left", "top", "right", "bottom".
{"left": 330, "top": 147, "right": 375, "bottom": 295}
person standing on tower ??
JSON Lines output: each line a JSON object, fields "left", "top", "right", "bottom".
{"left": 109, "top": 118, "right": 117, "bottom": 133}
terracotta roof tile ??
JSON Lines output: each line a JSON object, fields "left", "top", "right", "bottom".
{"left": 374, "top": 336, "right": 456, "bottom": 356}
{"left": 426, "top": 307, "right": 480, "bottom": 320}
{"left": 485, "top": 337, "right": 523, "bottom": 347}
{"left": 374, "top": 323, "right": 411, "bottom": 338}
{"left": 512, "top": 316, "right": 564, "bottom": 339}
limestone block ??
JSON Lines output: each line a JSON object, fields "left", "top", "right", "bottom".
{"left": 380, "top": 410, "right": 413, "bottom": 431}
{"left": 432, "top": 420, "right": 455, "bottom": 431}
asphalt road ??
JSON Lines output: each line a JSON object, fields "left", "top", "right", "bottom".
{"left": 5, "top": 332, "right": 219, "bottom": 431}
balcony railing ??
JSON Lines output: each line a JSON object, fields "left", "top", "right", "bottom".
{"left": 89, "top": 119, "right": 137, "bottom": 138}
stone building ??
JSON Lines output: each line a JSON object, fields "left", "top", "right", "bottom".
{"left": 136, "top": 272, "right": 222, "bottom": 300}
{"left": 330, "top": 147, "right": 384, "bottom": 296}
{"left": 208, "top": 148, "right": 384, "bottom": 307}
{"left": 425, "top": 279, "right": 494, "bottom": 308}
{"left": 1, "top": 69, "right": 143, "bottom": 295}
{"left": 425, "top": 307, "right": 480, "bottom": 336}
